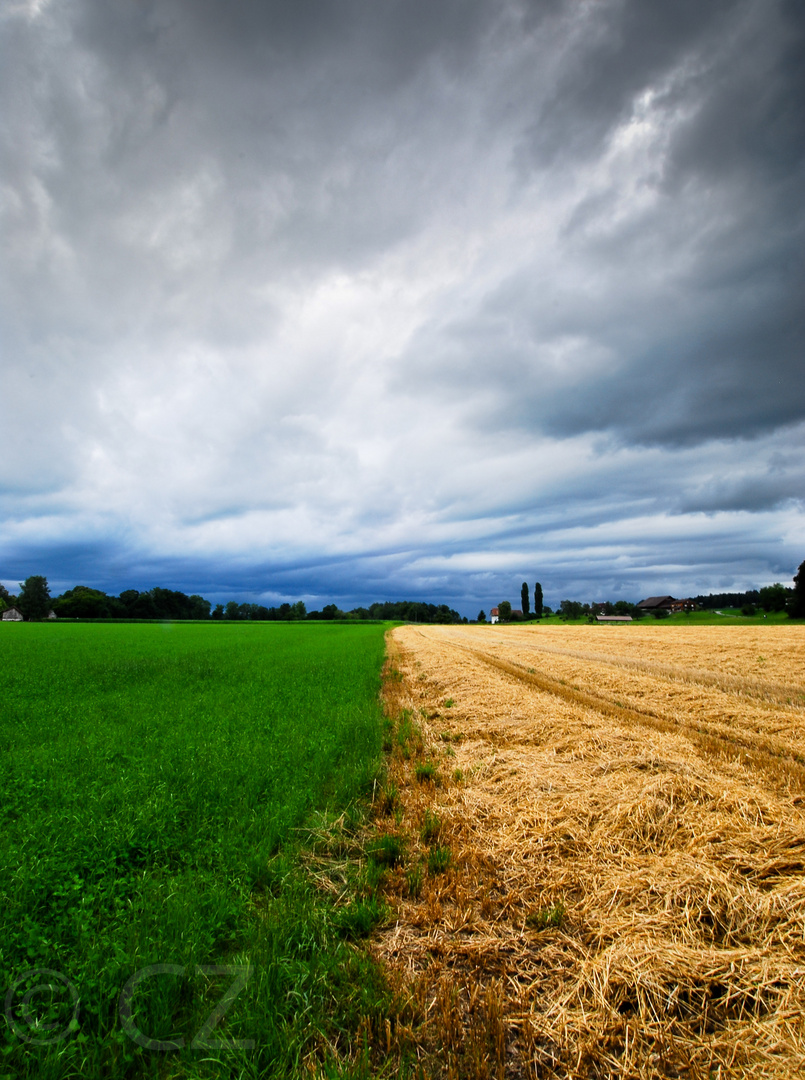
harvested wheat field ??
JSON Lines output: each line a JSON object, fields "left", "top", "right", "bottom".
{"left": 370, "top": 623, "right": 805, "bottom": 1079}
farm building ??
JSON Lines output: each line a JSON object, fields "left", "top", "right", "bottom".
{"left": 490, "top": 607, "right": 499, "bottom": 624}
{"left": 2, "top": 606, "right": 24, "bottom": 621}
{"left": 636, "top": 595, "right": 676, "bottom": 612}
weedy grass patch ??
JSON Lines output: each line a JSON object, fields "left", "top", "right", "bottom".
{"left": 526, "top": 901, "right": 565, "bottom": 931}
{"left": 0, "top": 622, "right": 393, "bottom": 1079}
{"left": 414, "top": 760, "right": 440, "bottom": 785}
{"left": 419, "top": 809, "right": 442, "bottom": 845}
{"left": 426, "top": 846, "right": 451, "bottom": 875}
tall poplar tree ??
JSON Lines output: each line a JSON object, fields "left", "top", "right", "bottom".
{"left": 792, "top": 560, "right": 805, "bottom": 618}
{"left": 534, "top": 582, "right": 543, "bottom": 618}
{"left": 521, "top": 582, "right": 530, "bottom": 617}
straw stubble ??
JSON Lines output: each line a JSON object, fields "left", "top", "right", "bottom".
{"left": 373, "top": 623, "right": 805, "bottom": 1078}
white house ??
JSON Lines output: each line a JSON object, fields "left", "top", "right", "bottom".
{"left": 490, "top": 606, "right": 499, "bottom": 624}
{"left": 2, "top": 606, "right": 24, "bottom": 621}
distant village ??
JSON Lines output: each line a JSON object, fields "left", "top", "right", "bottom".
{"left": 486, "top": 585, "right": 797, "bottom": 623}
{"left": 486, "top": 574, "right": 802, "bottom": 623}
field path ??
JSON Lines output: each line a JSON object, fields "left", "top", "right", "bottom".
{"left": 373, "top": 623, "right": 805, "bottom": 1078}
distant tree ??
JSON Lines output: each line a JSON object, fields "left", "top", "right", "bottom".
{"left": 291, "top": 601, "right": 307, "bottom": 620}
{"left": 188, "top": 594, "right": 211, "bottom": 619}
{"left": 559, "top": 600, "right": 583, "bottom": 620}
{"left": 118, "top": 590, "right": 140, "bottom": 611}
{"left": 791, "top": 561, "right": 805, "bottom": 618}
{"left": 0, "top": 582, "right": 11, "bottom": 606}
{"left": 477, "top": 610, "right": 486, "bottom": 623}
{"left": 759, "top": 583, "right": 789, "bottom": 612}
{"left": 498, "top": 600, "right": 512, "bottom": 622}
{"left": 126, "top": 591, "right": 157, "bottom": 618}
{"left": 18, "top": 575, "right": 51, "bottom": 620}
{"left": 534, "top": 583, "right": 543, "bottom": 619}
{"left": 148, "top": 587, "right": 200, "bottom": 619}
{"left": 52, "top": 585, "right": 214, "bottom": 620}
{"left": 695, "top": 590, "right": 761, "bottom": 610}
{"left": 53, "top": 586, "right": 124, "bottom": 619}
{"left": 435, "top": 604, "right": 455, "bottom": 624}
{"left": 212, "top": 603, "right": 224, "bottom": 620}
{"left": 521, "top": 583, "right": 530, "bottom": 617}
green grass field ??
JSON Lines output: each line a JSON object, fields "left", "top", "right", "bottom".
{"left": 0, "top": 622, "right": 392, "bottom": 1080}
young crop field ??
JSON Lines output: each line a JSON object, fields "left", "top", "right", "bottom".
{"left": 0, "top": 622, "right": 392, "bottom": 1080}
{"left": 365, "top": 622, "right": 805, "bottom": 1078}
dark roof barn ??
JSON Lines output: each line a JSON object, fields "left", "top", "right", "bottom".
{"left": 636, "top": 596, "right": 676, "bottom": 610}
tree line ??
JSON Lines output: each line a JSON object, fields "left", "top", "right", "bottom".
{"left": 4, "top": 563, "right": 804, "bottom": 623}
{"left": 0, "top": 579, "right": 464, "bottom": 624}
{"left": 692, "top": 584, "right": 794, "bottom": 613}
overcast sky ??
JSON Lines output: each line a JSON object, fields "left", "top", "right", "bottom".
{"left": 2, "top": 0, "right": 803, "bottom": 614}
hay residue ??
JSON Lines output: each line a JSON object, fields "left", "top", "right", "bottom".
{"left": 367, "top": 624, "right": 805, "bottom": 1078}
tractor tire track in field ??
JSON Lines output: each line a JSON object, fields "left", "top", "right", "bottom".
{"left": 433, "top": 631, "right": 805, "bottom": 791}
{"left": 462, "top": 632, "right": 805, "bottom": 710}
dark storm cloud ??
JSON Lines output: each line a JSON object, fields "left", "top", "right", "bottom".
{"left": 1, "top": 0, "right": 803, "bottom": 610}
{"left": 518, "top": 0, "right": 739, "bottom": 168}
{"left": 396, "top": 0, "right": 805, "bottom": 450}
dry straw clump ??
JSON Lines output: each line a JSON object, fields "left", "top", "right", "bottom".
{"left": 363, "top": 623, "right": 805, "bottom": 1078}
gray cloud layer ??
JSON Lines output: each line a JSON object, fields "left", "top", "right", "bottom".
{"left": 1, "top": 0, "right": 803, "bottom": 611}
